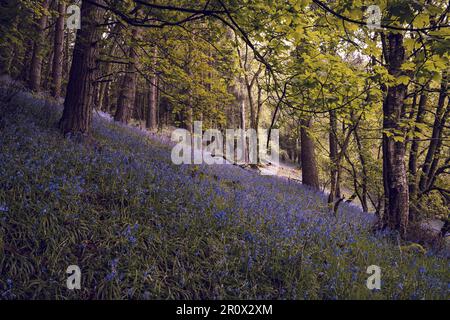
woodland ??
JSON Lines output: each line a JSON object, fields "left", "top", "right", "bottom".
{"left": 0, "top": 0, "right": 449, "bottom": 299}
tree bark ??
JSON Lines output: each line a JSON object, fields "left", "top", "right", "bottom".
{"left": 301, "top": 117, "right": 320, "bottom": 190}
{"left": 328, "top": 109, "right": 340, "bottom": 202}
{"left": 114, "top": 28, "right": 140, "bottom": 124}
{"left": 240, "top": 89, "right": 247, "bottom": 163}
{"left": 381, "top": 32, "right": 409, "bottom": 237}
{"left": 51, "top": 0, "right": 66, "bottom": 98}
{"left": 29, "top": 0, "right": 50, "bottom": 92}
{"left": 419, "top": 72, "right": 448, "bottom": 193}
{"left": 146, "top": 46, "right": 158, "bottom": 130}
{"left": 43, "top": 46, "right": 54, "bottom": 91}
{"left": 103, "top": 82, "right": 111, "bottom": 112}
{"left": 408, "top": 92, "right": 427, "bottom": 217}
{"left": 63, "top": 29, "right": 72, "bottom": 82}
{"left": 59, "top": 0, "right": 104, "bottom": 135}
{"left": 18, "top": 39, "right": 33, "bottom": 82}
{"left": 353, "top": 126, "right": 369, "bottom": 212}
{"left": 98, "top": 31, "right": 119, "bottom": 112}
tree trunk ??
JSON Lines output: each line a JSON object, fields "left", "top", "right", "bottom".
{"left": 29, "top": 0, "right": 50, "bottom": 92}
{"left": 381, "top": 32, "right": 409, "bottom": 236}
{"left": 328, "top": 109, "right": 340, "bottom": 202}
{"left": 51, "top": 0, "right": 66, "bottom": 98}
{"left": 114, "top": 28, "right": 140, "bottom": 124}
{"left": 103, "top": 82, "right": 110, "bottom": 112}
{"left": 19, "top": 39, "right": 33, "bottom": 82}
{"left": 98, "top": 38, "right": 119, "bottom": 112}
{"left": 301, "top": 117, "right": 320, "bottom": 189}
{"left": 408, "top": 92, "right": 427, "bottom": 217}
{"left": 43, "top": 47, "right": 54, "bottom": 91}
{"left": 240, "top": 93, "right": 247, "bottom": 163}
{"left": 354, "top": 127, "right": 369, "bottom": 212}
{"left": 419, "top": 72, "right": 448, "bottom": 192}
{"left": 146, "top": 47, "right": 158, "bottom": 130}
{"left": 59, "top": 0, "right": 104, "bottom": 135}
{"left": 426, "top": 100, "right": 449, "bottom": 191}
{"left": 63, "top": 29, "right": 72, "bottom": 82}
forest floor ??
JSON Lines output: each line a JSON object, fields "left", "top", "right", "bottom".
{"left": 0, "top": 86, "right": 449, "bottom": 299}
{"left": 105, "top": 111, "right": 372, "bottom": 212}
{"left": 98, "top": 110, "right": 304, "bottom": 180}
{"left": 101, "top": 110, "right": 449, "bottom": 238}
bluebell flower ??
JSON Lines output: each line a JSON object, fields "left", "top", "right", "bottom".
{"left": 123, "top": 225, "right": 131, "bottom": 236}
{"left": 110, "top": 258, "right": 119, "bottom": 269}
{"left": 49, "top": 181, "right": 58, "bottom": 193}
{"left": 214, "top": 210, "right": 228, "bottom": 223}
{"left": 243, "top": 231, "right": 254, "bottom": 243}
{"left": 128, "top": 236, "right": 137, "bottom": 245}
{"left": 105, "top": 259, "right": 119, "bottom": 281}
{"left": 105, "top": 271, "right": 117, "bottom": 281}
{"left": 247, "top": 256, "right": 254, "bottom": 270}
{"left": 0, "top": 204, "right": 8, "bottom": 212}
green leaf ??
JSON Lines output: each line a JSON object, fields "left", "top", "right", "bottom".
{"left": 414, "top": 14, "right": 430, "bottom": 28}
{"left": 401, "top": 61, "right": 415, "bottom": 71}
{"left": 396, "top": 75, "right": 410, "bottom": 86}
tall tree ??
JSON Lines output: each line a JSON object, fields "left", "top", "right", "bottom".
{"left": 301, "top": 117, "right": 320, "bottom": 190}
{"left": 29, "top": 0, "right": 50, "bottom": 92}
{"left": 59, "top": 0, "right": 104, "bottom": 135}
{"left": 381, "top": 32, "right": 409, "bottom": 236}
{"left": 51, "top": 0, "right": 66, "bottom": 98}
{"left": 115, "top": 28, "right": 140, "bottom": 124}
{"left": 328, "top": 109, "right": 340, "bottom": 202}
{"left": 146, "top": 46, "right": 158, "bottom": 130}
{"left": 419, "top": 72, "right": 449, "bottom": 193}
{"left": 408, "top": 92, "right": 428, "bottom": 217}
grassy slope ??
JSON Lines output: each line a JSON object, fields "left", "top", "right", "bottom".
{"left": 0, "top": 90, "right": 448, "bottom": 299}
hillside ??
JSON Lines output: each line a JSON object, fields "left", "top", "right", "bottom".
{"left": 0, "top": 87, "right": 448, "bottom": 299}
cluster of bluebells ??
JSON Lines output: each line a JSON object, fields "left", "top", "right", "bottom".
{"left": 0, "top": 88, "right": 448, "bottom": 300}
{"left": 122, "top": 223, "right": 139, "bottom": 245}
{"left": 105, "top": 258, "right": 120, "bottom": 282}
